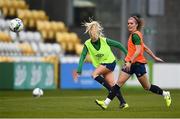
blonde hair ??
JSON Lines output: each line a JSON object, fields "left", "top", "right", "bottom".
{"left": 82, "top": 19, "right": 104, "bottom": 37}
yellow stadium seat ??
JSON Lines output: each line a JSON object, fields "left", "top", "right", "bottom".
{"left": 0, "top": 32, "right": 11, "bottom": 42}
{"left": 18, "top": 0, "right": 28, "bottom": 9}
{"left": 75, "top": 43, "right": 83, "bottom": 55}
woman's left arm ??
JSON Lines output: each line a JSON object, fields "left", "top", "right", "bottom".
{"left": 144, "top": 44, "right": 164, "bottom": 62}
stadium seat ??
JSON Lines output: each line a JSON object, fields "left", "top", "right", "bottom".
{"left": 0, "top": 31, "right": 11, "bottom": 42}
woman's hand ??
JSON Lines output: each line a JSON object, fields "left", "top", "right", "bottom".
{"left": 154, "top": 56, "right": 164, "bottom": 62}
{"left": 73, "top": 70, "right": 79, "bottom": 80}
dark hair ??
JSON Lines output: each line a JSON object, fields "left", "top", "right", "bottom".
{"left": 132, "top": 16, "right": 144, "bottom": 31}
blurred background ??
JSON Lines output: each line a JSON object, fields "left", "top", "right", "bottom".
{"left": 0, "top": 0, "right": 179, "bottom": 90}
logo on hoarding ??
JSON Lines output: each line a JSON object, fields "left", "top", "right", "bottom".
{"left": 30, "top": 65, "right": 42, "bottom": 86}
{"left": 15, "top": 65, "right": 27, "bottom": 86}
{"left": 45, "top": 65, "right": 54, "bottom": 86}
{"left": 61, "top": 63, "right": 101, "bottom": 89}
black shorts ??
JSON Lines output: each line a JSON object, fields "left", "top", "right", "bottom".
{"left": 101, "top": 60, "right": 116, "bottom": 71}
{"left": 122, "top": 62, "right": 147, "bottom": 77}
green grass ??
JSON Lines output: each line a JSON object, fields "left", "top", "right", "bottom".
{"left": 0, "top": 88, "right": 179, "bottom": 118}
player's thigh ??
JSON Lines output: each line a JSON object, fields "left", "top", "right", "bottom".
{"left": 92, "top": 65, "right": 110, "bottom": 78}
{"left": 138, "top": 74, "right": 151, "bottom": 90}
{"left": 104, "top": 72, "right": 115, "bottom": 87}
{"left": 117, "top": 71, "right": 131, "bottom": 87}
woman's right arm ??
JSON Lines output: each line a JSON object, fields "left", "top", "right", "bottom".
{"left": 73, "top": 45, "right": 88, "bottom": 80}
{"left": 77, "top": 45, "right": 88, "bottom": 74}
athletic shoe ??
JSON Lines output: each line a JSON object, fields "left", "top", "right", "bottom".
{"left": 164, "top": 91, "right": 171, "bottom": 107}
{"left": 95, "top": 99, "right": 107, "bottom": 110}
{"left": 120, "top": 103, "right": 129, "bottom": 109}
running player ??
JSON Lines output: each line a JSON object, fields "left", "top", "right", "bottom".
{"left": 95, "top": 16, "right": 171, "bottom": 109}
{"left": 73, "top": 20, "right": 128, "bottom": 107}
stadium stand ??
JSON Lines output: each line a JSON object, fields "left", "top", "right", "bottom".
{"left": 0, "top": 0, "right": 84, "bottom": 63}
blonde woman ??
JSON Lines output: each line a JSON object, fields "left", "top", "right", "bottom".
{"left": 95, "top": 16, "right": 171, "bottom": 110}
{"left": 73, "top": 20, "right": 128, "bottom": 108}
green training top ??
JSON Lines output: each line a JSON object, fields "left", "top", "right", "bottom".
{"left": 77, "top": 37, "right": 127, "bottom": 74}
{"left": 85, "top": 37, "right": 116, "bottom": 68}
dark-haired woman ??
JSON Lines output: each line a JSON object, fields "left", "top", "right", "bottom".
{"left": 95, "top": 16, "right": 171, "bottom": 110}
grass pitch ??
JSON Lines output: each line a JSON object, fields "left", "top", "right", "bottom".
{"left": 0, "top": 88, "right": 179, "bottom": 118}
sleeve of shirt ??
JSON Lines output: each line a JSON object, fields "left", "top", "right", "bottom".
{"left": 132, "top": 33, "right": 141, "bottom": 45}
{"left": 106, "top": 38, "right": 127, "bottom": 55}
{"left": 77, "top": 45, "right": 88, "bottom": 74}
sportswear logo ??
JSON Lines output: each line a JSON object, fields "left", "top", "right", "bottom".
{"left": 95, "top": 54, "right": 104, "bottom": 58}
